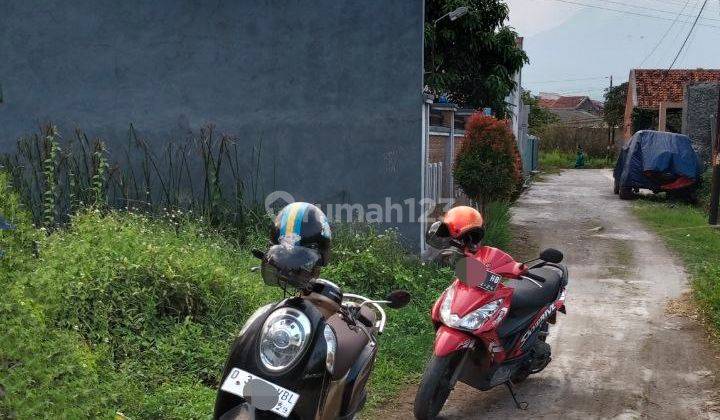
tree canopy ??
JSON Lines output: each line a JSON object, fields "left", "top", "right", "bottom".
{"left": 603, "top": 82, "right": 628, "bottom": 129}
{"left": 425, "top": 0, "right": 528, "bottom": 118}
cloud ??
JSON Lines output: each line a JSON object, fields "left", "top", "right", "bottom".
{"left": 506, "top": 0, "right": 582, "bottom": 37}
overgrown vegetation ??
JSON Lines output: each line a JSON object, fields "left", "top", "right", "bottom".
{"left": 603, "top": 82, "right": 628, "bottom": 130}
{"left": 631, "top": 108, "right": 681, "bottom": 134}
{"left": 633, "top": 201, "right": 720, "bottom": 330}
{"left": 0, "top": 171, "right": 515, "bottom": 418}
{"left": 1, "top": 125, "right": 267, "bottom": 232}
{"left": 453, "top": 114, "right": 522, "bottom": 211}
{"left": 539, "top": 150, "right": 613, "bottom": 172}
{"left": 538, "top": 125, "right": 619, "bottom": 158}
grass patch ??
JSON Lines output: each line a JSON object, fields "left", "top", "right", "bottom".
{"left": 1, "top": 170, "right": 515, "bottom": 418}
{"left": 633, "top": 201, "right": 720, "bottom": 329}
{"left": 539, "top": 150, "right": 613, "bottom": 172}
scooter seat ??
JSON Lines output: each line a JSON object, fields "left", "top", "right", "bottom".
{"left": 505, "top": 266, "right": 563, "bottom": 311}
{"left": 326, "top": 310, "right": 372, "bottom": 379}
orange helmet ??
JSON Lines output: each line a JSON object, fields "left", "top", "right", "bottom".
{"left": 427, "top": 206, "right": 485, "bottom": 249}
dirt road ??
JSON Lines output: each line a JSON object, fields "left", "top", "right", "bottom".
{"left": 377, "top": 169, "right": 720, "bottom": 419}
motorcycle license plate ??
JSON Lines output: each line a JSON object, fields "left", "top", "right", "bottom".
{"left": 221, "top": 368, "right": 300, "bottom": 418}
{"left": 480, "top": 271, "right": 502, "bottom": 291}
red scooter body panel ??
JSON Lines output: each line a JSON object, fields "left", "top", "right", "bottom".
{"left": 473, "top": 246, "right": 524, "bottom": 277}
{"left": 429, "top": 245, "right": 566, "bottom": 364}
{"left": 421, "top": 243, "right": 567, "bottom": 408}
{"left": 433, "top": 325, "right": 475, "bottom": 357}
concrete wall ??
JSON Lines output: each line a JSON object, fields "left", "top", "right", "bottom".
{"left": 682, "top": 82, "right": 719, "bottom": 164}
{"left": 0, "top": 0, "right": 425, "bottom": 245}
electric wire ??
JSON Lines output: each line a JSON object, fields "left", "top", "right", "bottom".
{"left": 598, "top": 0, "right": 720, "bottom": 22}
{"left": 668, "top": 0, "right": 710, "bottom": 70}
{"left": 639, "top": 0, "right": 693, "bottom": 67}
{"left": 544, "top": 0, "right": 720, "bottom": 29}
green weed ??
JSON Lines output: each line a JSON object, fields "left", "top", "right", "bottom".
{"left": 634, "top": 201, "right": 720, "bottom": 329}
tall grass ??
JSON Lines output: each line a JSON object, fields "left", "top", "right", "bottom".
{"left": 1, "top": 124, "right": 268, "bottom": 235}
{"left": 539, "top": 150, "right": 613, "bottom": 172}
{"left": 538, "top": 125, "right": 621, "bottom": 158}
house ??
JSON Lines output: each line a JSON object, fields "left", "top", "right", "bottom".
{"left": 538, "top": 93, "right": 603, "bottom": 115}
{"left": 550, "top": 109, "right": 605, "bottom": 128}
{"left": 537, "top": 93, "right": 604, "bottom": 128}
{"left": 623, "top": 69, "right": 720, "bottom": 140}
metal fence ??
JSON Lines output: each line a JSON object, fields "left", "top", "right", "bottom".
{"left": 517, "top": 134, "right": 539, "bottom": 174}
{"left": 425, "top": 162, "right": 443, "bottom": 203}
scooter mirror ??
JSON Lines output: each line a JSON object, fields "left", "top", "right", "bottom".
{"left": 386, "top": 290, "right": 411, "bottom": 309}
{"left": 540, "top": 248, "right": 563, "bottom": 263}
{"left": 251, "top": 249, "right": 266, "bottom": 260}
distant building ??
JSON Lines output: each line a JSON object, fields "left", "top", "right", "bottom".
{"left": 549, "top": 109, "right": 604, "bottom": 128}
{"left": 538, "top": 93, "right": 603, "bottom": 115}
{"left": 623, "top": 69, "right": 720, "bottom": 140}
{"left": 537, "top": 93, "right": 604, "bottom": 127}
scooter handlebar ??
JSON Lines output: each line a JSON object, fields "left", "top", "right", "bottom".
{"left": 342, "top": 293, "right": 388, "bottom": 334}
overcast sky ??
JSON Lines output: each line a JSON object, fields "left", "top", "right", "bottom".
{"left": 506, "top": 0, "right": 581, "bottom": 37}
{"left": 505, "top": 0, "right": 720, "bottom": 99}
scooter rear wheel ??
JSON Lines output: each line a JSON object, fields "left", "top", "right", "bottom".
{"left": 413, "top": 353, "right": 462, "bottom": 420}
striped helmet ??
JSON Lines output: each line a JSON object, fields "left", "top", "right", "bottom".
{"left": 271, "top": 202, "right": 332, "bottom": 266}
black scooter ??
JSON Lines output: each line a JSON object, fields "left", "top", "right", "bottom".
{"left": 214, "top": 251, "right": 411, "bottom": 419}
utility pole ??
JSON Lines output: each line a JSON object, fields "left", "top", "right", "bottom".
{"left": 709, "top": 86, "right": 720, "bottom": 225}
{"left": 607, "top": 75, "right": 614, "bottom": 163}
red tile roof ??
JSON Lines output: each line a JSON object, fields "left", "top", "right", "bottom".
{"left": 632, "top": 69, "right": 720, "bottom": 108}
{"left": 538, "top": 98, "right": 558, "bottom": 108}
{"left": 538, "top": 96, "right": 593, "bottom": 110}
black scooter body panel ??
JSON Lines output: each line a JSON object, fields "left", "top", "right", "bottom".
{"left": 214, "top": 297, "right": 330, "bottom": 419}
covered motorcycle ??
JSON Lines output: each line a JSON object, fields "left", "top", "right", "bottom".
{"left": 614, "top": 130, "right": 702, "bottom": 200}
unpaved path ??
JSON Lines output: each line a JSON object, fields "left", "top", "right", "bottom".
{"left": 376, "top": 169, "right": 720, "bottom": 419}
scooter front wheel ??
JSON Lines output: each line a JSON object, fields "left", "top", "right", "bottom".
{"left": 413, "top": 353, "right": 463, "bottom": 420}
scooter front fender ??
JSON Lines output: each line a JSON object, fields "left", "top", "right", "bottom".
{"left": 434, "top": 325, "right": 475, "bottom": 357}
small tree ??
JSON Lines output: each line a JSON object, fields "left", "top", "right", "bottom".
{"left": 603, "top": 82, "right": 628, "bottom": 129}
{"left": 522, "top": 90, "right": 559, "bottom": 136}
{"left": 454, "top": 114, "right": 520, "bottom": 212}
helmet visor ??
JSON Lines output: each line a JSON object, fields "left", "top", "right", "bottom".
{"left": 261, "top": 244, "right": 321, "bottom": 289}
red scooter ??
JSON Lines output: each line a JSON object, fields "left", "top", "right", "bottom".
{"left": 414, "top": 227, "right": 568, "bottom": 419}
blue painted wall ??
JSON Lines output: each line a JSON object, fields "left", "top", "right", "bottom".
{"left": 0, "top": 0, "right": 425, "bottom": 245}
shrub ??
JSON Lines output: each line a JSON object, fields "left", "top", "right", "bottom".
{"left": 537, "top": 125, "right": 618, "bottom": 158}
{"left": 1, "top": 209, "right": 281, "bottom": 418}
{"left": 0, "top": 207, "right": 460, "bottom": 417}
{"left": 453, "top": 114, "right": 521, "bottom": 211}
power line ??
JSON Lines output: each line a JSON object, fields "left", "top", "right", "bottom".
{"left": 662, "top": 0, "right": 703, "bottom": 64}
{"left": 639, "top": 0, "right": 693, "bottom": 67}
{"left": 598, "top": 0, "right": 720, "bottom": 22}
{"left": 528, "top": 76, "right": 609, "bottom": 84}
{"left": 544, "top": 0, "right": 720, "bottom": 29}
{"left": 641, "top": 0, "right": 719, "bottom": 11}
{"left": 668, "top": 0, "right": 709, "bottom": 70}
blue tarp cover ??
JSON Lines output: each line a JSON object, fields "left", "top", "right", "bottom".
{"left": 615, "top": 130, "right": 702, "bottom": 190}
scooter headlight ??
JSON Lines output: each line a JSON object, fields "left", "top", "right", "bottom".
{"left": 440, "top": 287, "right": 504, "bottom": 331}
{"left": 259, "top": 308, "right": 312, "bottom": 372}
{"left": 323, "top": 324, "right": 337, "bottom": 374}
